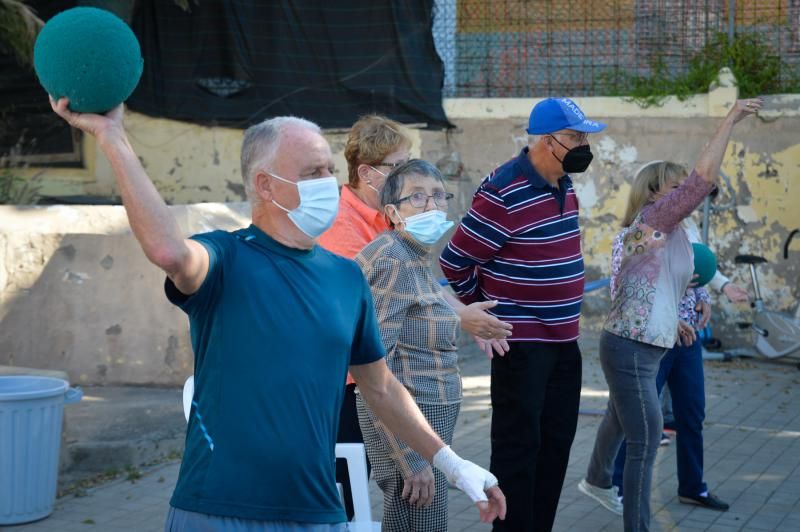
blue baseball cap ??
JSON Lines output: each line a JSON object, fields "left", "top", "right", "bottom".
{"left": 526, "top": 98, "right": 606, "bottom": 134}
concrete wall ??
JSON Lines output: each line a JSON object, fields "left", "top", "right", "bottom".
{"left": 0, "top": 204, "right": 250, "bottom": 385}
{"left": 4, "top": 76, "right": 799, "bottom": 384}
{"left": 425, "top": 84, "right": 800, "bottom": 345}
{"left": 421, "top": 107, "right": 800, "bottom": 343}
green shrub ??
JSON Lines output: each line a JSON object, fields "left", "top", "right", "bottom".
{"left": 601, "top": 32, "right": 800, "bottom": 107}
{"left": 0, "top": 167, "right": 42, "bottom": 204}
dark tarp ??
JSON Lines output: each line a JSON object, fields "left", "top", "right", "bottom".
{"left": 0, "top": 1, "right": 81, "bottom": 164}
{"left": 127, "top": 0, "right": 452, "bottom": 129}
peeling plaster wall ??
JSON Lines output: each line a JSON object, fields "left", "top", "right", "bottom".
{"left": 94, "top": 115, "right": 248, "bottom": 203}
{"left": 5, "top": 93, "right": 800, "bottom": 383}
{"left": 0, "top": 204, "right": 250, "bottom": 385}
{"left": 418, "top": 113, "right": 800, "bottom": 348}
{"left": 31, "top": 113, "right": 425, "bottom": 204}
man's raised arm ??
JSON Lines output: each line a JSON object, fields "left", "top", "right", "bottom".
{"left": 50, "top": 98, "right": 208, "bottom": 295}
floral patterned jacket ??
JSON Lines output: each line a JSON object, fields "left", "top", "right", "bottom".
{"left": 611, "top": 229, "right": 711, "bottom": 330}
{"left": 604, "top": 170, "right": 715, "bottom": 348}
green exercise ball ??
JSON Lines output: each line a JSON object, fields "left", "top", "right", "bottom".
{"left": 692, "top": 242, "right": 717, "bottom": 287}
{"left": 33, "top": 7, "right": 143, "bottom": 113}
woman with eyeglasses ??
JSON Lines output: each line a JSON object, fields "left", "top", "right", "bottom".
{"left": 319, "top": 117, "right": 509, "bottom": 523}
{"left": 354, "top": 159, "right": 479, "bottom": 531}
{"left": 316, "top": 115, "right": 411, "bottom": 521}
{"left": 319, "top": 115, "right": 411, "bottom": 258}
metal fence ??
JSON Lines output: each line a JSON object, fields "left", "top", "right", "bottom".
{"left": 433, "top": 0, "right": 800, "bottom": 97}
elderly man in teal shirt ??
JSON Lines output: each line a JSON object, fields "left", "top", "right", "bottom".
{"left": 50, "top": 97, "right": 506, "bottom": 531}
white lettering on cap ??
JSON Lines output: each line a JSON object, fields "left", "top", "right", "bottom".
{"left": 559, "top": 98, "right": 585, "bottom": 121}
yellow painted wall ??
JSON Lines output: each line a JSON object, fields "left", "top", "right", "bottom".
{"left": 26, "top": 114, "right": 424, "bottom": 204}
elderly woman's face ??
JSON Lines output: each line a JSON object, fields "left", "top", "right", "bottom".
{"left": 387, "top": 174, "right": 449, "bottom": 225}
{"left": 358, "top": 146, "right": 410, "bottom": 211}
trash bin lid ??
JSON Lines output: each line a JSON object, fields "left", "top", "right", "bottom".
{"left": 0, "top": 376, "right": 69, "bottom": 401}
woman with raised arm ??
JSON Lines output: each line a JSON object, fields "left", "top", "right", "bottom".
{"left": 577, "top": 98, "right": 763, "bottom": 532}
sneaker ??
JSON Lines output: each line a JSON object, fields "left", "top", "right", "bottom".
{"left": 678, "top": 492, "right": 730, "bottom": 511}
{"left": 660, "top": 432, "right": 672, "bottom": 446}
{"left": 578, "top": 478, "right": 623, "bottom": 515}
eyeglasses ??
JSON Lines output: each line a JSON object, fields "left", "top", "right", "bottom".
{"left": 376, "top": 160, "right": 408, "bottom": 169}
{"left": 396, "top": 191, "right": 454, "bottom": 208}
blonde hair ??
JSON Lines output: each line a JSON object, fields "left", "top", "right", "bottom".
{"left": 344, "top": 115, "right": 411, "bottom": 188}
{"left": 622, "top": 160, "right": 688, "bottom": 227}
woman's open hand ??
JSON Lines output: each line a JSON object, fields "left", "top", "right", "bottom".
{"left": 402, "top": 465, "right": 435, "bottom": 508}
{"left": 459, "top": 300, "right": 513, "bottom": 340}
{"left": 677, "top": 319, "right": 697, "bottom": 346}
{"left": 729, "top": 97, "right": 764, "bottom": 124}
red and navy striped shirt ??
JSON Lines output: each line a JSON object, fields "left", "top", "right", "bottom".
{"left": 440, "top": 147, "right": 584, "bottom": 342}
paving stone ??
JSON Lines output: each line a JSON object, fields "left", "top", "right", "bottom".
{"left": 5, "top": 333, "right": 799, "bottom": 532}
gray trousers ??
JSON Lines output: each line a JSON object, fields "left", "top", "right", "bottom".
{"left": 586, "top": 331, "right": 667, "bottom": 532}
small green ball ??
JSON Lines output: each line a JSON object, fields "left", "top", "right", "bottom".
{"left": 692, "top": 242, "right": 718, "bottom": 287}
{"left": 33, "top": 7, "right": 144, "bottom": 113}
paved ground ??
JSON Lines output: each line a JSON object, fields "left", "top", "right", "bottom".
{"left": 4, "top": 330, "right": 800, "bottom": 531}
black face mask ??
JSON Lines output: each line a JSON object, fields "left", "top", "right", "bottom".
{"left": 550, "top": 136, "right": 594, "bottom": 173}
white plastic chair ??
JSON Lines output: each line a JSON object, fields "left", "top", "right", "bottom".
{"left": 181, "top": 376, "right": 379, "bottom": 529}
{"left": 334, "top": 443, "right": 380, "bottom": 529}
{"left": 182, "top": 375, "right": 194, "bottom": 422}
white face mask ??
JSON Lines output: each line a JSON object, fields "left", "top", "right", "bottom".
{"left": 270, "top": 173, "right": 340, "bottom": 238}
{"left": 394, "top": 208, "right": 454, "bottom": 246}
{"left": 366, "top": 166, "right": 387, "bottom": 194}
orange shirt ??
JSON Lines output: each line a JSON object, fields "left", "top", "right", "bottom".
{"left": 318, "top": 184, "right": 389, "bottom": 384}
{"left": 319, "top": 185, "right": 388, "bottom": 259}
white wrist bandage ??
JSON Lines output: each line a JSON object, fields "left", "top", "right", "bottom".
{"left": 433, "top": 445, "right": 498, "bottom": 503}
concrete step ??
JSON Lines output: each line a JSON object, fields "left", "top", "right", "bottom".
{"left": 60, "top": 386, "right": 186, "bottom": 487}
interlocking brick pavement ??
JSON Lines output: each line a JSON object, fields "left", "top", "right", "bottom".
{"left": 5, "top": 331, "right": 800, "bottom": 532}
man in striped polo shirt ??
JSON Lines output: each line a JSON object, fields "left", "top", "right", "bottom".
{"left": 441, "top": 98, "right": 606, "bottom": 531}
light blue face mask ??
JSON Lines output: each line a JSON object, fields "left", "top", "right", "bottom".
{"left": 366, "top": 165, "right": 387, "bottom": 193}
{"left": 270, "top": 173, "right": 340, "bottom": 238}
{"left": 399, "top": 209, "right": 454, "bottom": 246}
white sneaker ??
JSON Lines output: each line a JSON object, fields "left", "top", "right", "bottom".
{"left": 578, "top": 478, "right": 624, "bottom": 515}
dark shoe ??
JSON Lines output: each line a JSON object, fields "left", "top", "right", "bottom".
{"left": 679, "top": 492, "right": 730, "bottom": 511}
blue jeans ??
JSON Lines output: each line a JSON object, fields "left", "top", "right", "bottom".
{"left": 586, "top": 332, "right": 666, "bottom": 532}
{"left": 612, "top": 338, "right": 707, "bottom": 498}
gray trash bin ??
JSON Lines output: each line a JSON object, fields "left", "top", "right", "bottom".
{"left": 0, "top": 376, "right": 82, "bottom": 525}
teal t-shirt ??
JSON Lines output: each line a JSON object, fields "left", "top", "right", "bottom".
{"left": 166, "top": 225, "right": 385, "bottom": 523}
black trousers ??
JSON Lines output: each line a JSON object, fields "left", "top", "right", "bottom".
{"left": 490, "top": 341, "right": 582, "bottom": 532}
{"left": 336, "top": 383, "right": 370, "bottom": 521}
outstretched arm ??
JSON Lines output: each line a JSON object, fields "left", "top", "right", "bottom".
{"left": 695, "top": 98, "right": 762, "bottom": 183}
{"left": 644, "top": 98, "right": 763, "bottom": 232}
{"left": 50, "top": 98, "right": 208, "bottom": 295}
